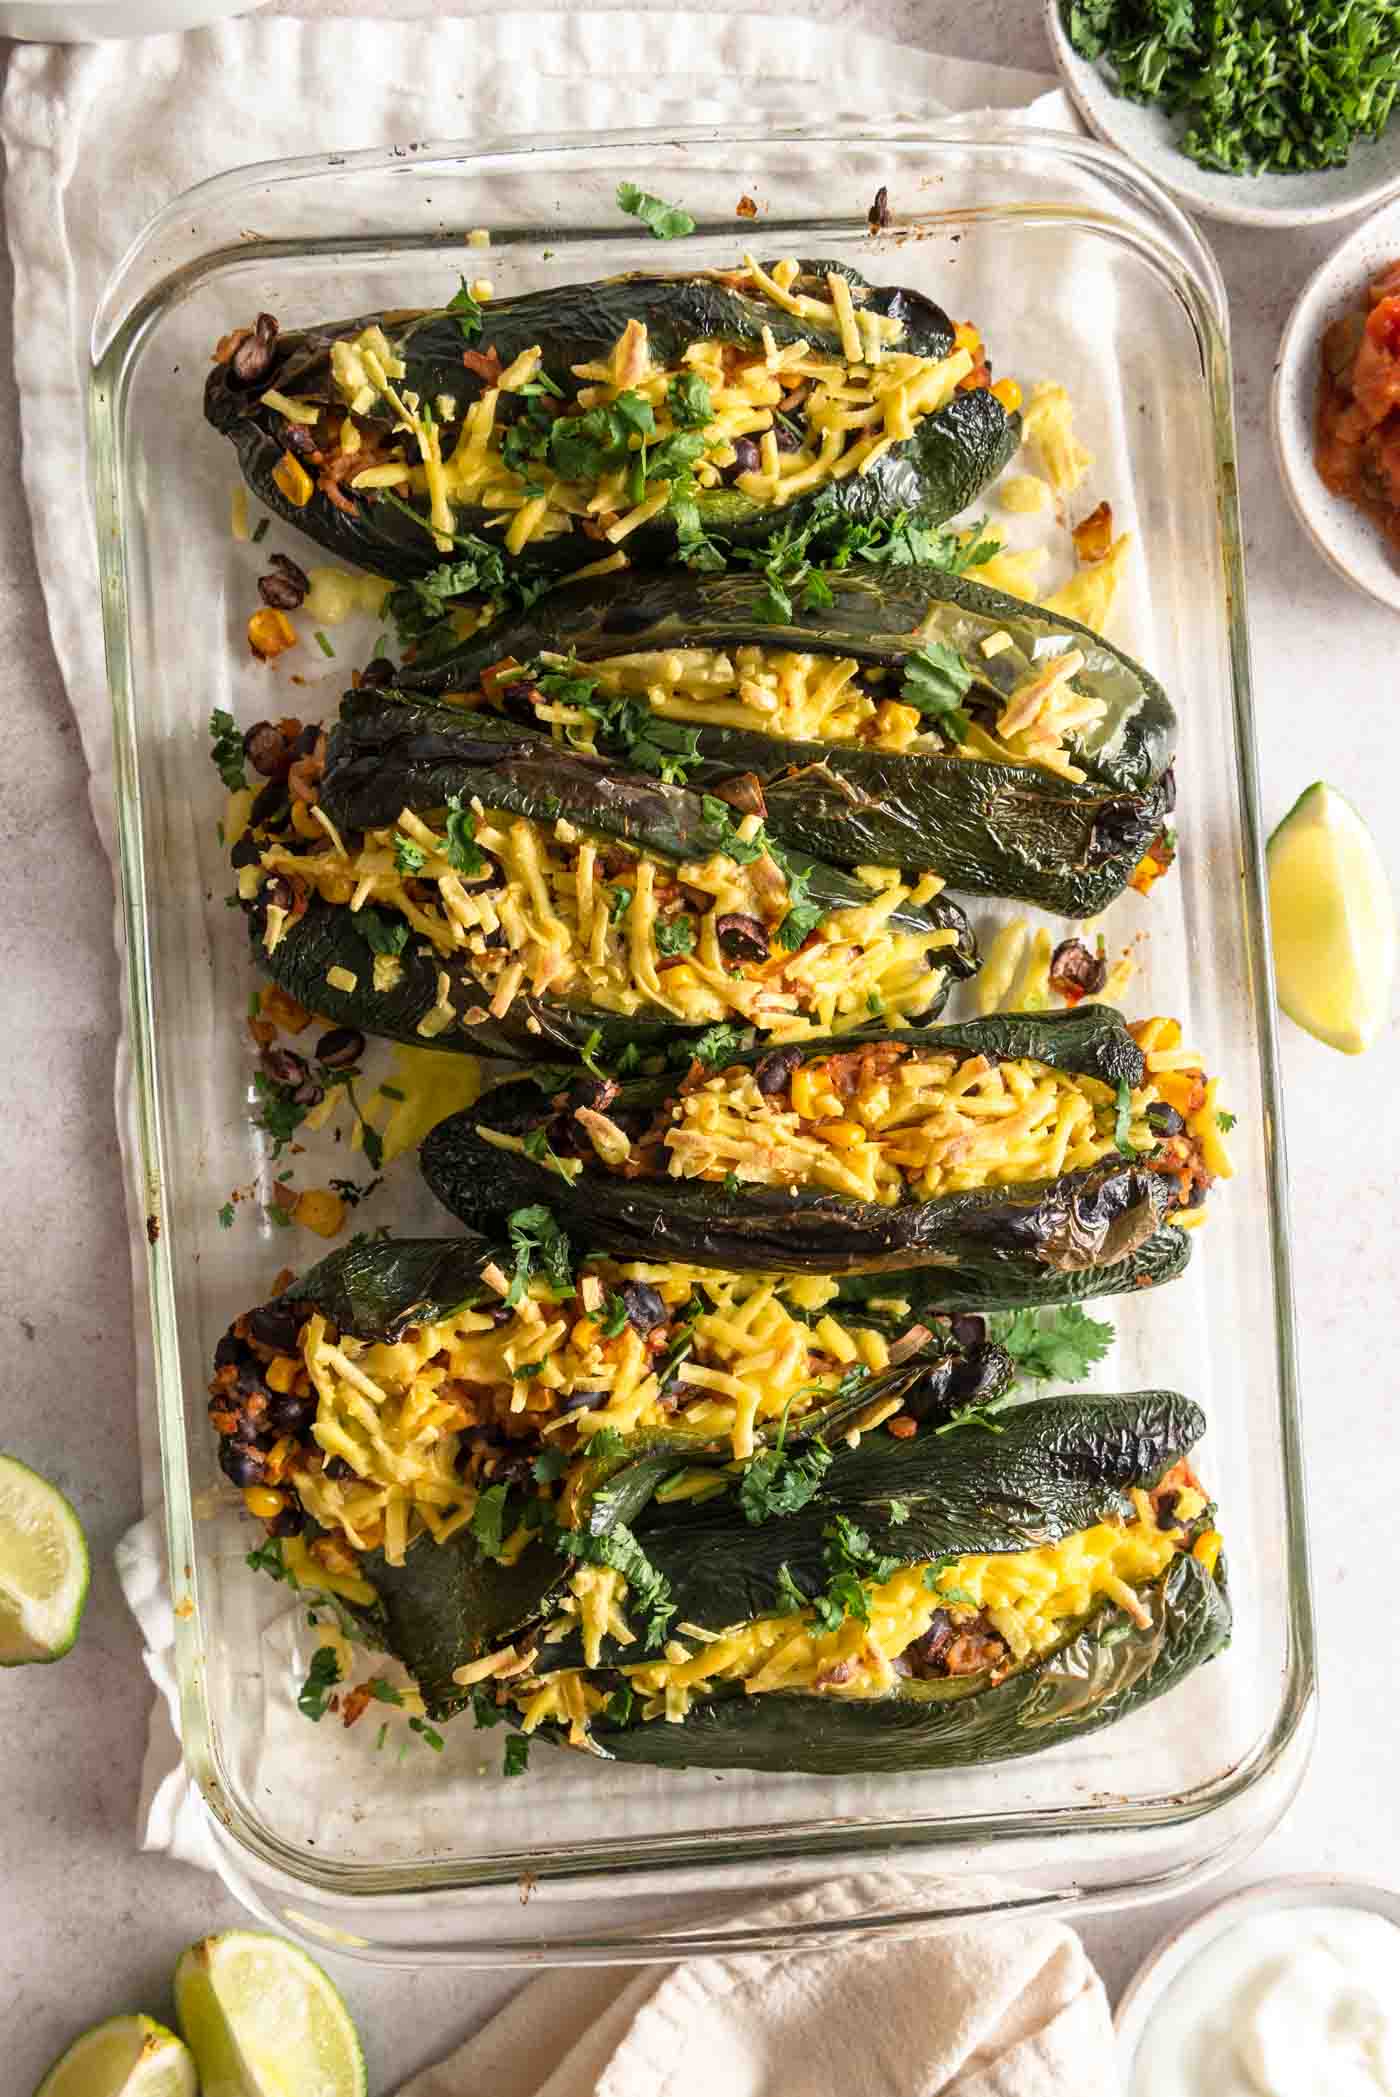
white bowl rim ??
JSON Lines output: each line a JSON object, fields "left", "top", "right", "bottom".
{"left": 1113, "top": 1871, "right": 1400, "bottom": 2078}
{"left": 1271, "top": 198, "right": 1400, "bottom": 613}
{"left": 1044, "top": 0, "right": 1400, "bottom": 229}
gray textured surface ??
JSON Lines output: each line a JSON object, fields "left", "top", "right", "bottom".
{"left": 1, "top": 3, "right": 1398, "bottom": 2091}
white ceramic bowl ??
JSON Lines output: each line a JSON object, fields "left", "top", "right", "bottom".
{"left": 1045, "top": 0, "right": 1400, "bottom": 228}
{"left": 1273, "top": 197, "right": 1400, "bottom": 613}
{"left": 1114, "top": 1874, "right": 1400, "bottom": 2087}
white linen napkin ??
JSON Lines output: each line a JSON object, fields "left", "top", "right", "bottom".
{"left": 1, "top": 5, "right": 1066, "bottom": 1875}
{"left": 397, "top": 1875, "right": 1118, "bottom": 2097}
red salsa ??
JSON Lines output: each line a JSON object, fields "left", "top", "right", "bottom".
{"left": 1317, "top": 260, "right": 1400, "bottom": 552}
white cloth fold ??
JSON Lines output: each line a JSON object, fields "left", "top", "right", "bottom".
{"left": 397, "top": 1874, "right": 1117, "bottom": 2097}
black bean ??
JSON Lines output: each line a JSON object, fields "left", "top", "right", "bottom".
{"left": 257, "top": 573, "right": 305, "bottom": 613}
{"left": 291, "top": 722, "right": 320, "bottom": 759}
{"left": 230, "top": 312, "right": 279, "bottom": 386}
{"left": 281, "top": 421, "right": 318, "bottom": 457}
{"left": 269, "top": 1502, "right": 306, "bottom": 1538}
{"left": 249, "top": 779, "right": 291, "bottom": 831}
{"left": 557, "top": 1388, "right": 609, "bottom": 1414}
{"left": 729, "top": 437, "right": 761, "bottom": 476}
{"left": 247, "top": 1301, "right": 302, "bottom": 1352}
{"left": 244, "top": 721, "right": 292, "bottom": 778}
{"left": 219, "top": 1439, "right": 267, "bottom": 1487}
{"left": 262, "top": 874, "right": 297, "bottom": 914}
{"left": 265, "top": 1389, "right": 316, "bottom": 1436}
{"left": 566, "top": 1076, "right": 619, "bottom": 1116}
{"left": 324, "top": 1456, "right": 357, "bottom": 1482}
{"left": 1155, "top": 1489, "right": 1181, "bottom": 1532}
{"left": 291, "top": 1079, "right": 325, "bottom": 1108}
{"left": 1184, "top": 1178, "right": 1208, "bottom": 1210}
{"left": 499, "top": 680, "right": 537, "bottom": 706}
{"left": 868, "top": 184, "right": 891, "bottom": 231}
{"left": 1049, "top": 937, "right": 1107, "bottom": 999}
{"left": 754, "top": 1046, "right": 803, "bottom": 1096}
{"left": 315, "top": 1026, "right": 365, "bottom": 1070}
{"left": 1146, "top": 1103, "right": 1185, "bottom": 1137}
{"left": 620, "top": 1282, "right": 667, "bottom": 1335}
{"left": 213, "top": 1331, "right": 244, "bottom": 1370}
{"left": 359, "top": 657, "right": 395, "bottom": 689}
{"left": 949, "top": 1313, "right": 986, "bottom": 1351}
{"left": 270, "top": 552, "right": 310, "bottom": 592}
{"left": 261, "top": 1046, "right": 309, "bottom": 1088}
{"left": 230, "top": 833, "right": 263, "bottom": 870}
{"left": 715, "top": 913, "right": 769, "bottom": 963}
{"left": 774, "top": 418, "right": 802, "bottom": 453}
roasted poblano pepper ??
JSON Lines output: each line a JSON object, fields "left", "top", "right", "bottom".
{"left": 209, "top": 1230, "right": 1013, "bottom": 1715}
{"left": 389, "top": 566, "right": 1176, "bottom": 915}
{"left": 205, "top": 259, "right": 1017, "bottom": 585}
{"left": 234, "top": 712, "right": 977, "bottom": 1061}
{"left": 504, "top": 1392, "right": 1229, "bottom": 1772}
{"left": 421, "top": 1007, "right": 1225, "bottom": 1302}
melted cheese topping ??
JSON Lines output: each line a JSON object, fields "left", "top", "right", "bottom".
{"left": 510, "top": 1500, "right": 1188, "bottom": 1732}
{"left": 273, "top": 1264, "right": 895, "bottom": 1566}
{"left": 326, "top": 259, "right": 985, "bottom": 551}
{"left": 259, "top": 810, "right": 957, "bottom": 1038}
{"left": 662, "top": 1048, "right": 1162, "bottom": 1204}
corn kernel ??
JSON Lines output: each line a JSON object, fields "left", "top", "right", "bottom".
{"left": 293, "top": 1187, "right": 348, "bottom": 1239}
{"left": 266, "top": 1356, "right": 299, "bottom": 1393}
{"left": 242, "top": 1486, "right": 285, "bottom": 1520}
{"left": 820, "top": 1119, "right": 865, "bottom": 1150}
{"left": 572, "top": 1319, "right": 600, "bottom": 1352}
{"left": 248, "top": 608, "right": 296, "bottom": 661}
{"left": 663, "top": 964, "right": 698, "bottom": 991}
{"left": 991, "top": 377, "right": 1023, "bottom": 414}
{"left": 1193, "top": 1529, "right": 1222, "bottom": 1578}
{"left": 953, "top": 322, "right": 982, "bottom": 356}
{"left": 272, "top": 450, "right": 314, "bottom": 506}
{"left": 291, "top": 800, "right": 320, "bottom": 839}
{"left": 791, "top": 1065, "right": 825, "bottom": 1119}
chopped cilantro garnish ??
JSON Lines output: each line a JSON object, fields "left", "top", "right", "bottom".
{"left": 901, "top": 642, "right": 973, "bottom": 741}
{"left": 356, "top": 907, "right": 409, "bottom": 956}
{"left": 616, "top": 181, "right": 696, "bottom": 239}
{"left": 604, "top": 1685, "right": 634, "bottom": 1726}
{"left": 600, "top": 1291, "right": 631, "bottom": 1339}
{"left": 503, "top": 1734, "right": 531, "bottom": 1777}
{"left": 1113, "top": 1077, "right": 1138, "bottom": 1157}
{"left": 992, "top": 1306, "right": 1114, "bottom": 1384}
{"left": 667, "top": 372, "right": 713, "bottom": 428}
{"left": 447, "top": 276, "right": 483, "bottom": 340}
{"left": 394, "top": 832, "right": 427, "bottom": 876}
{"left": 409, "top": 1716, "right": 445, "bottom": 1752}
{"left": 469, "top": 1482, "right": 512, "bottom": 1560}
{"left": 655, "top": 915, "right": 695, "bottom": 957}
{"left": 531, "top": 1445, "right": 569, "bottom": 1485}
{"left": 1217, "top": 1109, "right": 1237, "bottom": 1133}
{"left": 245, "top": 1538, "right": 288, "bottom": 1581}
{"left": 367, "top": 1679, "right": 404, "bottom": 1705}
{"left": 505, "top": 1203, "right": 574, "bottom": 1308}
{"left": 313, "top": 631, "right": 335, "bottom": 659}
{"left": 297, "top": 1645, "right": 340, "bottom": 1721}
{"left": 690, "top": 1022, "right": 750, "bottom": 1069}
{"left": 217, "top": 1201, "right": 236, "bottom": 1230}
{"left": 557, "top": 1522, "right": 676, "bottom": 1647}
{"left": 209, "top": 709, "right": 246, "bottom": 792}
{"left": 607, "top": 885, "right": 633, "bottom": 926}
{"left": 444, "top": 793, "right": 485, "bottom": 876}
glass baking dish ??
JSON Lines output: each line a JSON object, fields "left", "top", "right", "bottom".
{"left": 90, "top": 121, "right": 1314, "bottom": 1963}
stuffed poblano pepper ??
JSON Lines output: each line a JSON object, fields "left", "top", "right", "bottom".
{"left": 205, "top": 258, "right": 1018, "bottom": 585}
{"left": 209, "top": 1227, "right": 1011, "bottom": 1686}
{"left": 420, "top": 1007, "right": 1233, "bottom": 1302}
{"left": 488, "top": 1391, "right": 1228, "bottom": 1772}
{"left": 385, "top": 565, "right": 1175, "bottom": 915}
{"left": 228, "top": 707, "right": 977, "bottom": 1062}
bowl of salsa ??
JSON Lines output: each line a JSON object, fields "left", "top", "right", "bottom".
{"left": 1274, "top": 197, "right": 1400, "bottom": 611}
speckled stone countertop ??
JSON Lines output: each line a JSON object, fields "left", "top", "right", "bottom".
{"left": 1, "top": 3, "right": 1396, "bottom": 2087}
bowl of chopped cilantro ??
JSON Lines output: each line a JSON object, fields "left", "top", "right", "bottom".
{"left": 1047, "top": 0, "right": 1400, "bottom": 227}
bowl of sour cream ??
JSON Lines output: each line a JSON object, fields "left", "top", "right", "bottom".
{"left": 1117, "top": 1876, "right": 1400, "bottom": 2097}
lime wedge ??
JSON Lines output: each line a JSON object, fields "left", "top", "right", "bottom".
{"left": 1268, "top": 782, "right": 1397, "bottom": 1054}
{"left": 0, "top": 1454, "right": 89, "bottom": 1665}
{"left": 174, "top": 1931, "right": 366, "bottom": 2097}
{"left": 35, "top": 2015, "right": 196, "bottom": 2097}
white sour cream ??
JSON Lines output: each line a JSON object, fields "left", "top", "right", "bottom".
{"left": 1133, "top": 1903, "right": 1400, "bottom": 2097}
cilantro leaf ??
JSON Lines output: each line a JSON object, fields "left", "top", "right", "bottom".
{"left": 409, "top": 1716, "right": 445, "bottom": 1751}
{"left": 737, "top": 1438, "right": 833, "bottom": 1525}
{"left": 444, "top": 793, "right": 485, "bottom": 876}
{"left": 209, "top": 709, "right": 246, "bottom": 792}
{"left": 605, "top": 1685, "right": 634, "bottom": 1725}
{"left": 616, "top": 181, "right": 696, "bottom": 239}
{"left": 356, "top": 907, "right": 409, "bottom": 956}
{"left": 774, "top": 1563, "right": 810, "bottom": 1614}
{"left": 901, "top": 642, "right": 973, "bottom": 741}
{"left": 297, "top": 1645, "right": 341, "bottom": 1721}
{"left": 1217, "top": 1109, "right": 1237, "bottom": 1133}
{"left": 367, "top": 1678, "right": 404, "bottom": 1705}
{"left": 394, "top": 832, "right": 427, "bottom": 875}
{"left": 532, "top": 1445, "right": 569, "bottom": 1485}
{"left": 600, "top": 1291, "right": 631, "bottom": 1339}
{"left": 655, "top": 915, "right": 695, "bottom": 957}
{"left": 689, "top": 1021, "right": 751, "bottom": 1069}
{"left": 503, "top": 1734, "right": 531, "bottom": 1777}
{"left": 557, "top": 1522, "right": 676, "bottom": 1647}
{"left": 505, "top": 1204, "right": 574, "bottom": 1308}
{"left": 992, "top": 1306, "right": 1114, "bottom": 1385}
{"left": 447, "top": 276, "right": 483, "bottom": 340}
{"left": 667, "top": 372, "right": 713, "bottom": 428}
{"left": 470, "top": 1483, "right": 512, "bottom": 1560}
{"left": 218, "top": 1201, "right": 236, "bottom": 1230}
{"left": 245, "top": 1539, "right": 288, "bottom": 1581}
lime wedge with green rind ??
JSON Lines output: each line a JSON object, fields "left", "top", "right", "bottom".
{"left": 174, "top": 1931, "right": 366, "bottom": 2097}
{"left": 1267, "top": 781, "right": 1396, "bottom": 1055}
{"left": 0, "top": 1454, "right": 89, "bottom": 1665}
{"left": 34, "top": 2015, "right": 196, "bottom": 2097}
